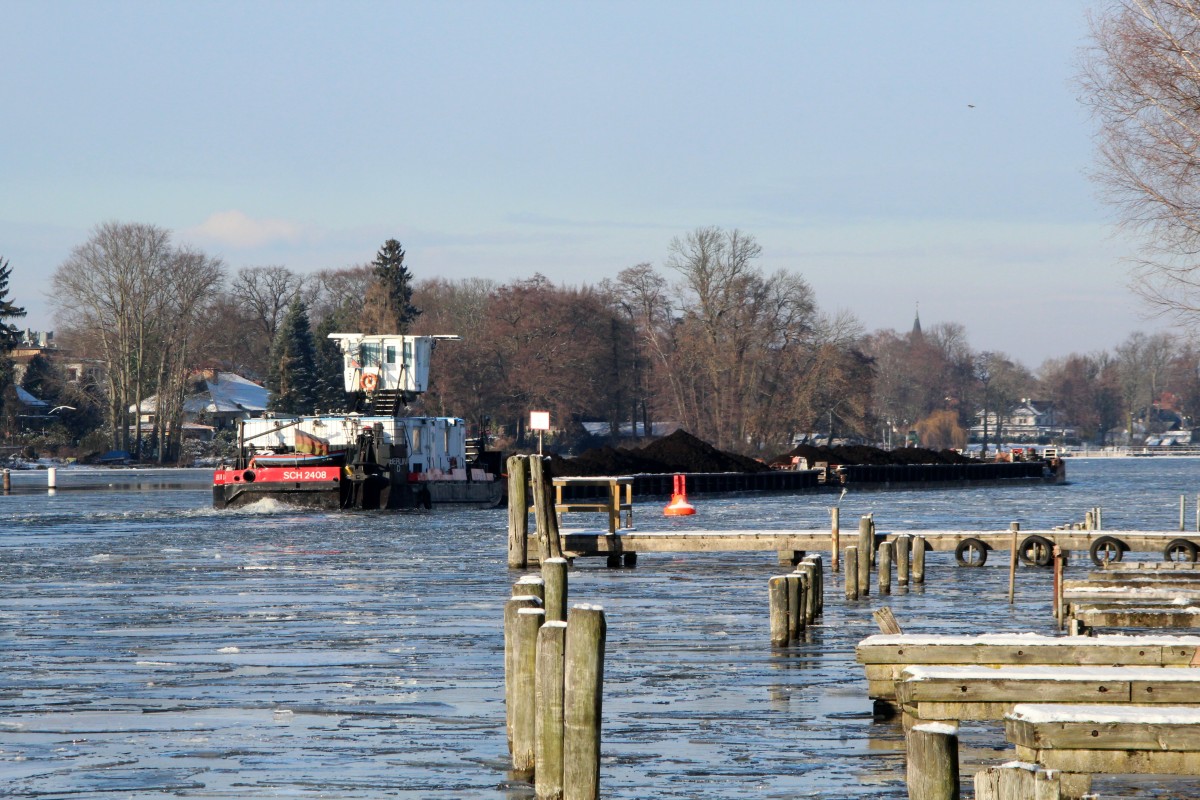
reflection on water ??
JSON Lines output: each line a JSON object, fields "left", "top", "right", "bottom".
{"left": 2, "top": 459, "right": 1200, "bottom": 797}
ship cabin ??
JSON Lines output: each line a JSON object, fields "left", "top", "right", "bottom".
{"left": 327, "top": 333, "right": 460, "bottom": 397}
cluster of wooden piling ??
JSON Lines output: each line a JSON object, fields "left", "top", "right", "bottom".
{"left": 508, "top": 455, "right": 566, "bottom": 569}
{"left": 767, "top": 555, "right": 824, "bottom": 646}
{"left": 907, "top": 723, "right": 1071, "bottom": 800}
{"left": 1053, "top": 506, "right": 1102, "bottom": 532}
{"left": 844, "top": 516, "right": 925, "bottom": 600}
{"left": 505, "top": 558, "right": 605, "bottom": 799}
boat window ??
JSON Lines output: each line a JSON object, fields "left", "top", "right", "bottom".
{"left": 386, "top": 345, "right": 396, "bottom": 365}
{"left": 444, "top": 427, "right": 450, "bottom": 453}
{"left": 361, "top": 343, "right": 382, "bottom": 367}
{"left": 403, "top": 339, "right": 413, "bottom": 368}
{"left": 411, "top": 427, "right": 421, "bottom": 450}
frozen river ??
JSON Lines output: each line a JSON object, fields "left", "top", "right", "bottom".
{"left": 3, "top": 459, "right": 1200, "bottom": 798}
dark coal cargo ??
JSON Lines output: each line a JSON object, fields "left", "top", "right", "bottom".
{"left": 547, "top": 429, "right": 976, "bottom": 478}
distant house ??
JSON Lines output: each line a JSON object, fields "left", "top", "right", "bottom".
{"left": 971, "top": 398, "right": 1065, "bottom": 442}
{"left": 131, "top": 372, "right": 269, "bottom": 437}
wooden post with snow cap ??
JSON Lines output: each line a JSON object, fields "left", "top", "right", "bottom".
{"left": 878, "top": 541, "right": 892, "bottom": 595}
{"left": 802, "top": 554, "right": 823, "bottom": 614}
{"left": 512, "top": 606, "right": 546, "bottom": 774}
{"left": 513, "top": 575, "right": 545, "bottom": 605}
{"left": 906, "top": 721, "right": 960, "bottom": 800}
{"left": 542, "top": 557, "right": 569, "bottom": 624}
{"left": 845, "top": 546, "right": 859, "bottom": 600}
{"left": 505, "top": 594, "right": 544, "bottom": 753}
{"left": 768, "top": 575, "right": 789, "bottom": 646}
{"left": 896, "top": 534, "right": 911, "bottom": 587}
{"left": 857, "top": 516, "right": 872, "bottom": 596}
{"left": 507, "top": 455, "right": 530, "bottom": 568}
{"left": 912, "top": 536, "right": 926, "bottom": 584}
{"left": 563, "top": 604, "right": 605, "bottom": 800}
{"left": 831, "top": 506, "right": 840, "bottom": 572}
{"left": 535, "top": 620, "right": 568, "bottom": 800}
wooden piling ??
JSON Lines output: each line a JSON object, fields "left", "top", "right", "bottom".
{"left": 831, "top": 507, "right": 840, "bottom": 572}
{"left": 563, "top": 604, "right": 605, "bottom": 800}
{"left": 768, "top": 576, "right": 789, "bottom": 646}
{"left": 2, "top": 468, "right": 9, "bottom": 492}
{"left": 1182, "top": 494, "right": 1187, "bottom": 532}
{"left": 1008, "top": 521, "right": 1019, "bottom": 605}
{"left": 906, "top": 722, "right": 960, "bottom": 800}
{"left": 873, "top": 606, "right": 902, "bottom": 634}
{"left": 513, "top": 575, "right": 545, "bottom": 604}
{"left": 857, "top": 516, "right": 872, "bottom": 597}
{"left": 803, "top": 554, "right": 824, "bottom": 614}
{"left": 507, "top": 455, "right": 530, "bottom": 568}
{"left": 912, "top": 536, "right": 926, "bottom": 584}
{"left": 878, "top": 541, "right": 893, "bottom": 595}
{"left": 505, "top": 595, "right": 544, "bottom": 752}
{"left": 786, "top": 573, "right": 803, "bottom": 639}
{"left": 530, "top": 457, "right": 563, "bottom": 561}
{"left": 513, "top": 606, "right": 546, "bottom": 774}
{"left": 1052, "top": 546, "right": 1064, "bottom": 627}
{"left": 845, "top": 546, "right": 859, "bottom": 600}
{"left": 542, "top": 557, "right": 569, "bottom": 623}
{"left": 535, "top": 620, "right": 568, "bottom": 800}
{"left": 896, "top": 534, "right": 910, "bottom": 587}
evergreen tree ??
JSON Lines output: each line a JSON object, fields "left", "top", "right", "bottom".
{"left": 266, "top": 298, "right": 319, "bottom": 415}
{"left": 0, "top": 257, "right": 26, "bottom": 351}
{"left": 20, "top": 353, "right": 58, "bottom": 404}
{"left": 312, "top": 311, "right": 351, "bottom": 411}
{"left": 364, "top": 239, "right": 420, "bottom": 333}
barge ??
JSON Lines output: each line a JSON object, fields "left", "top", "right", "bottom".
{"left": 213, "top": 333, "right": 502, "bottom": 510}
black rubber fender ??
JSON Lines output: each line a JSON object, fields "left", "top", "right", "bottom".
{"left": 1018, "top": 534, "right": 1054, "bottom": 567}
{"left": 1089, "top": 535, "right": 1126, "bottom": 566}
{"left": 1164, "top": 538, "right": 1199, "bottom": 563}
{"left": 954, "top": 537, "right": 989, "bottom": 567}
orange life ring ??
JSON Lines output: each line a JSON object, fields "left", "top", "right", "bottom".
{"left": 361, "top": 373, "right": 378, "bottom": 392}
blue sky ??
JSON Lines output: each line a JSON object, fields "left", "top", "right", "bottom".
{"left": 0, "top": 1, "right": 1159, "bottom": 365}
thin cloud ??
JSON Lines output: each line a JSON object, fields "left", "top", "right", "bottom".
{"left": 187, "top": 210, "right": 305, "bottom": 248}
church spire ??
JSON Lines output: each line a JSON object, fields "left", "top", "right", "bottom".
{"left": 912, "top": 302, "right": 922, "bottom": 337}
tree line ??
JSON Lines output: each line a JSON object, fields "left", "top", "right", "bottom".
{"left": 0, "top": 221, "right": 1190, "bottom": 463}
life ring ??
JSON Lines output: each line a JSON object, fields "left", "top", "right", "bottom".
{"left": 361, "top": 373, "right": 378, "bottom": 392}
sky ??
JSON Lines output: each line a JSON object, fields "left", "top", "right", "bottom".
{"left": 0, "top": 1, "right": 1165, "bottom": 366}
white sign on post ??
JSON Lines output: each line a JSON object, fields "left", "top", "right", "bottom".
{"left": 530, "top": 411, "right": 550, "bottom": 455}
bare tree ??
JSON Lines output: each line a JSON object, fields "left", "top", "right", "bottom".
{"left": 52, "top": 222, "right": 225, "bottom": 459}
{"left": 1081, "top": 0, "right": 1200, "bottom": 319}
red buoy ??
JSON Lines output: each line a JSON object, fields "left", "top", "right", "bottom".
{"left": 664, "top": 473, "right": 695, "bottom": 516}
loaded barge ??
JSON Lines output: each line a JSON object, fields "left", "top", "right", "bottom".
{"left": 213, "top": 334, "right": 502, "bottom": 510}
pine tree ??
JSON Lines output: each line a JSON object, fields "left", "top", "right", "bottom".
{"left": 312, "top": 311, "right": 351, "bottom": 411}
{"left": 267, "top": 298, "right": 319, "bottom": 415}
{"left": 365, "top": 239, "right": 420, "bottom": 333}
{"left": 0, "top": 257, "right": 26, "bottom": 352}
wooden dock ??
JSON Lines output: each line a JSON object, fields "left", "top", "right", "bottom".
{"left": 558, "top": 526, "right": 1200, "bottom": 567}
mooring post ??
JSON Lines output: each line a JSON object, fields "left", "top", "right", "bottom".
{"left": 505, "top": 595, "right": 544, "bottom": 753}
{"left": 912, "top": 536, "right": 926, "bottom": 584}
{"left": 563, "top": 604, "right": 605, "bottom": 800}
{"left": 47, "top": 467, "right": 56, "bottom": 490}
{"left": 1053, "top": 545, "right": 1064, "bottom": 626}
{"left": 845, "top": 546, "right": 859, "bottom": 600}
{"left": 513, "top": 575, "right": 545, "bottom": 605}
{"left": 895, "top": 534, "right": 910, "bottom": 587}
{"left": 535, "top": 620, "right": 568, "bottom": 800}
{"left": 1182, "top": 494, "right": 1187, "bottom": 533}
{"left": 906, "top": 722, "right": 960, "bottom": 800}
{"left": 542, "top": 557, "right": 569, "bottom": 623}
{"left": 768, "top": 576, "right": 789, "bottom": 646}
{"left": 1008, "top": 521, "right": 1019, "bottom": 605}
{"left": 785, "top": 572, "right": 803, "bottom": 640}
{"left": 831, "top": 506, "right": 840, "bottom": 572}
{"left": 2, "top": 468, "right": 9, "bottom": 493}
{"left": 878, "top": 541, "right": 893, "bottom": 595}
{"left": 857, "top": 516, "right": 872, "bottom": 596}
{"left": 513, "top": 607, "right": 546, "bottom": 775}
{"left": 507, "top": 455, "right": 530, "bottom": 568}
{"left": 803, "top": 554, "right": 824, "bottom": 614}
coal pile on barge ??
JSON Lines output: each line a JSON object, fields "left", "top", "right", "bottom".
{"left": 777, "top": 444, "right": 974, "bottom": 467}
{"left": 549, "top": 429, "right": 771, "bottom": 477}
